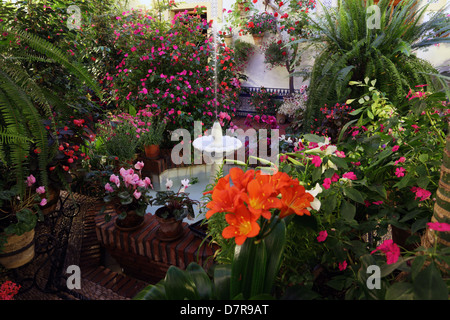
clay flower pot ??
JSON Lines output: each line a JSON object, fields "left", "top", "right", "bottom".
{"left": 252, "top": 34, "right": 264, "bottom": 46}
{"left": 144, "top": 144, "right": 160, "bottom": 159}
{"left": 224, "top": 35, "right": 233, "bottom": 47}
{"left": 154, "top": 206, "right": 184, "bottom": 241}
{"left": 114, "top": 208, "right": 145, "bottom": 232}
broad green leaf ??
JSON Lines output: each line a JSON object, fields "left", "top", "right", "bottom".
{"left": 343, "top": 187, "right": 365, "bottom": 204}
{"left": 340, "top": 200, "right": 356, "bottom": 221}
{"left": 413, "top": 262, "right": 448, "bottom": 300}
{"left": 263, "top": 220, "right": 286, "bottom": 294}
{"left": 213, "top": 264, "right": 232, "bottom": 300}
{"left": 385, "top": 282, "right": 414, "bottom": 300}
{"left": 187, "top": 263, "right": 213, "bottom": 300}
{"left": 164, "top": 266, "right": 199, "bottom": 300}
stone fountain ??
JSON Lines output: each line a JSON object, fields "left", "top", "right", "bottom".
{"left": 193, "top": 21, "right": 243, "bottom": 182}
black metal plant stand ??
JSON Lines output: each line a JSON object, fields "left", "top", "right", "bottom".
{"left": 5, "top": 192, "right": 88, "bottom": 300}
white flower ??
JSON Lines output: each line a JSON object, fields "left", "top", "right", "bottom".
{"left": 165, "top": 178, "right": 173, "bottom": 190}
{"left": 181, "top": 178, "right": 190, "bottom": 189}
{"left": 306, "top": 183, "right": 322, "bottom": 212}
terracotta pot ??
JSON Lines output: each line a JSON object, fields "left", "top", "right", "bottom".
{"left": 144, "top": 144, "right": 160, "bottom": 159}
{"left": 224, "top": 35, "right": 233, "bottom": 47}
{"left": 114, "top": 207, "right": 145, "bottom": 232}
{"left": 0, "top": 229, "right": 35, "bottom": 269}
{"left": 276, "top": 112, "right": 286, "bottom": 124}
{"left": 155, "top": 207, "right": 184, "bottom": 241}
{"left": 252, "top": 34, "right": 264, "bottom": 46}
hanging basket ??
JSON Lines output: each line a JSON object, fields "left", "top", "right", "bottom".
{"left": 0, "top": 229, "right": 35, "bottom": 269}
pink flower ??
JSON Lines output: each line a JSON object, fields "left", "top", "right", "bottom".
{"left": 311, "top": 155, "right": 322, "bottom": 167}
{"left": 133, "top": 189, "right": 142, "bottom": 200}
{"left": 338, "top": 261, "right": 347, "bottom": 271}
{"left": 143, "top": 177, "right": 153, "bottom": 189}
{"left": 392, "top": 145, "right": 399, "bottom": 152}
{"left": 134, "top": 161, "right": 144, "bottom": 170}
{"left": 411, "top": 186, "right": 431, "bottom": 201}
{"left": 39, "top": 198, "right": 47, "bottom": 206}
{"left": 36, "top": 186, "right": 46, "bottom": 194}
{"left": 110, "top": 174, "right": 120, "bottom": 187}
{"left": 371, "top": 239, "right": 401, "bottom": 264}
{"left": 342, "top": 172, "right": 357, "bottom": 180}
{"left": 105, "top": 183, "right": 114, "bottom": 192}
{"left": 331, "top": 173, "right": 340, "bottom": 182}
{"left": 395, "top": 167, "right": 405, "bottom": 178}
{"left": 335, "top": 150, "right": 346, "bottom": 158}
{"left": 26, "top": 174, "right": 36, "bottom": 187}
{"left": 317, "top": 230, "right": 328, "bottom": 242}
{"left": 394, "top": 157, "right": 406, "bottom": 165}
{"left": 323, "top": 178, "right": 331, "bottom": 190}
{"left": 427, "top": 222, "right": 450, "bottom": 232}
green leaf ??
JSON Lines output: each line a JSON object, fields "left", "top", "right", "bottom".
{"left": 164, "top": 266, "right": 199, "bottom": 300}
{"left": 385, "top": 282, "right": 414, "bottom": 300}
{"left": 186, "top": 263, "right": 213, "bottom": 300}
{"left": 302, "top": 134, "right": 325, "bottom": 143}
{"left": 340, "top": 200, "right": 356, "bottom": 221}
{"left": 133, "top": 283, "right": 167, "bottom": 300}
{"left": 213, "top": 264, "right": 232, "bottom": 300}
{"left": 343, "top": 187, "right": 365, "bottom": 204}
{"left": 411, "top": 255, "right": 427, "bottom": 281}
{"left": 413, "top": 262, "right": 448, "bottom": 300}
{"left": 263, "top": 219, "right": 286, "bottom": 294}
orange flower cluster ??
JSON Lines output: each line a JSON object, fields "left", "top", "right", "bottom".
{"left": 205, "top": 167, "right": 314, "bottom": 245}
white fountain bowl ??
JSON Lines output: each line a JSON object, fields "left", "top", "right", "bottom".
{"left": 193, "top": 135, "right": 243, "bottom": 156}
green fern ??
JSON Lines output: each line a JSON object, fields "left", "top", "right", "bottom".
{"left": 300, "top": 0, "right": 448, "bottom": 129}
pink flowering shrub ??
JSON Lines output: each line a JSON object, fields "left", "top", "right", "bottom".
{"left": 102, "top": 8, "right": 240, "bottom": 135}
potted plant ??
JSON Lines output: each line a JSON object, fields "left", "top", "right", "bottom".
{"left": 244, "top": 12, "right": 277, "bottom": 46}
{"left": 96, "top": 114, "right": 140, "bottom": 168}
{"left": 136, "top": 109, "right": 167, "bottom": 159}
{"left": 219, "top": 25, "right": 233, "bottom": 47}
{"left": 0, "top": 171, "right": 47, "bottom": 269}
{"left": 102, "top": 161, "right": 153, "bottom": 231}
{"left": 150, "top": 178, "right": 200, "bottom": 241}
{"left": 277, "top": 85, "right": 308, "bottom": 123}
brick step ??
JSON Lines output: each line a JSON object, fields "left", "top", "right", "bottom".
{"left": 81, "top": 266, "right": 147, "bottom": 299}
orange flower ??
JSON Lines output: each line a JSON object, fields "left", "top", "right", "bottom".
{"left": 206, "top": 179, "right": 242, "bottom": 219}
{"left": 279, "top": 184, "right": 314, "bottom": 218}
{"left": 229, "top": 167, "right": 255, "bottom": 191}
{"left": 240, "top": 179, "right": 281, "bottom": 220}
{"left": 222, "top": 205, "right": 260, "bottom": 245}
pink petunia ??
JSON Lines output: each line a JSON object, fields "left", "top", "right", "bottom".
{"left": 317, "top": 230, "right": 328, "bottom": 242}
{"left": 427, "top": 222, "right": 450, "bottom": 232}
{"left": 392, "top": 145, "right": 400, "bottom": 152}
{"left": 39, "top": 198, "right": 47, "bottom": 206}
{"left": 342, "top": 172, "right": 357, "bottom": 180}
{"left": 395, "top": 167, "right": 405, "bottom": 178}
{"left": 371, "top": 239, "right": 401, "bottom": 264}
{"left": 311, "top": 155, "right": 322, "bottom": 167}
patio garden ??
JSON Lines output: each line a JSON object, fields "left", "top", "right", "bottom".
{"left": 0, "top": 0, "right": 449, "bottom": 302}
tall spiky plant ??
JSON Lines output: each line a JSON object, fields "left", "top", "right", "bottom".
{"left": 300, "top": 0, "right": 449, "bottom": 130}
{"left": 0, "top": 29, "right": 101, "bottom": 195}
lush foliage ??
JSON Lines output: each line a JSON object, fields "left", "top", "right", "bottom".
{"left": 249, "top": 87, "right": 282, "bottom": 116}
{"left": 301, "top": 0, "right": 449, "bottom": 129}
